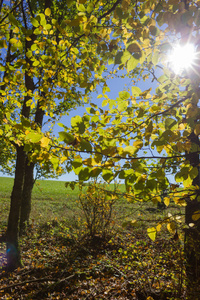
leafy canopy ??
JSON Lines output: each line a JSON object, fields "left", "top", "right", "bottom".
{"left": 57, "top": 0, "right": 200, "bottom": 236}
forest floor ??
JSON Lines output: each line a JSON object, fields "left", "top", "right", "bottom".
{"left": 0, "top": 178, "right": 188, "bottom": 299}
{"left": 0, "top": 223, "right": 186, "bottom": 300}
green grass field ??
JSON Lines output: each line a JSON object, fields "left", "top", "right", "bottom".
{"left": 0, "top": 176, "right": 184, "bottom": 231}
{"left": 0, "top": 177, "right": 81, "bottom": 226}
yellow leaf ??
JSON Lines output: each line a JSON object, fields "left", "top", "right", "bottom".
{"left": 152, "top": 196, "right": 161, "bottom": 204}
{"left": 192, "top": 210, "right": 200, "bottom": 221}
{"left": 167, "top": 222, "right": 176, "bottom": 233}
{"left": 133, "top": 140, "right": 143, "bottom": 149}
{"left": 124, "top": 145, "right": 136, "bottom": 155}
{"left": 147, "top": 227, "right": 156, "bottom": 241}
{"left": 178, "top": 123, "right": 185, "bottom": 130}
{"left": 45, "top": 8, "right": 51, "bottom": 16}
{"left": 40, "top": 137, "right": 50, "bottom": 147}
{"left": 156, "top": 223, "right": 162, "bottom": 232}
{"left": 131, "top": 219, "right": 137, "bottom": 224}
{"left": 164, "top": 197, "right": 170, "bottom": 207}
{"left": 83, "top": 158, "right": 92, "bottom": 166}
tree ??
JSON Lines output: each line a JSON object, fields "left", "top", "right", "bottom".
{"left": 0, "top": 0, "right": 124, "bottom": 270}
{"left": 58, "top": 0, "right": 200, "bottom": 296}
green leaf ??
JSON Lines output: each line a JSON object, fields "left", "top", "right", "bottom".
{"left": 115, "top": 52, "right": 123, "bottom": 64}
{"left": 190, "top": 167, "right": 198, "bottom": 180}
{"left": 119, "top": 91, "right": 130, "bottom": 101}
{"left": 72, "top": 158, "right": 82, "bottom": 170}
{"left": 118, "top": 101, "right": 128, "bottom": 112}
{"left": 65, "top": 181, "right": 77, "bottom": 190}
{"left": 149, "top": 25, "right": 160, "bottom": 36}
{"left": 147, "top": 227, "right": 156, "bottom": 241}
{"left": 51, "top": 156, "right": 59, "bottom": 170}
{"left": 152, "top": 50, "right": 159, "bottom": 65}
{"left": 127, "top": 41, "right": 142, "bottom": 54}
{"left": 71, "top": 115, "right": 85, "bottom": 134}
{"left": 80, "top": 140, "right": 92, "bottom": 152}
{"left": 116, "top": 7, "right": 123, "bottom": 19}
{"left": 90, "top": 167, "right": 102, "bottom": 178}
{"left": 121, "top": 50, "right": 131, "bottom": 64}
{"left": 9, "top": 13, "right": 19, "bottom": 26}
{"left": 31, "top": 17, "right": 39, "bottom": 27}
{"left": 127, "top": 56, "right": 138, "bottom": 72}
{"left": 194, "top": 124, "right": 200, "bottom": 135}
{"left": 87, "top": 3, "right": 94, "bottom": 13}
{"left": 165, "top": 118, "right": 176, "bottom": 130}
{"left": 79, "top": 167, "right": 90, "bottom": 181}
{"left": 91, "top": 115, "right": 99, "bottom": 122}
{"left": 77, "top": 4, "right": 85, "bottom": 12}
{"left": 58, "top": 132, "right": 75, "bottom": 144}
{"left": 71, "top": 115, "right": 82, "bottom": 127}
{"left": 102, "top": 169, "right": 113, "bottom": 182}
{"left": 140, "top": 15, "right": 150, "bottom": 25}
{"left": 132, "top": 86, "right": 141, "bottom": 97}
{"left": 86, "top": 107, "right": 96, "bottom": 114}
{"left": 158, "top": 74, "right": 167, "bottom": 83}
{"left": 66, "top": 0, "right": 74, "bottom": 8}
{"left": 25, "top": 132, "right": 43, "bottom": 143}
{"left": 175, "top": 166, "right": 190, "bottom": 182}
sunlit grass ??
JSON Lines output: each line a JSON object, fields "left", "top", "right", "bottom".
{"left": 0, "top": 177, "right": 184, "bottom": 235}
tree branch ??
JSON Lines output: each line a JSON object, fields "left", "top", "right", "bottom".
{"left": 54, "top": 144, "right": 195, "bottom": 161}
{"left": 0, "top": 1, "right": 22, "bottom": 24}
{"left": 98, "top": 0, "right": 122, "bottom": 21}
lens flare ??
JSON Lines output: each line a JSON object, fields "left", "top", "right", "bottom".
{"left": 168, "top": 44, "right": 196, "bottom": 74}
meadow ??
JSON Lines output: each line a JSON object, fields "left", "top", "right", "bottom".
{"left": 0, "top": 177, "right": 187, "bottom": 299}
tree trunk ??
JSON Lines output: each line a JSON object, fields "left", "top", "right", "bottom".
{"left": 6, "top": 146, "right": 25, "bottom": 270}
{"left": 185, "top": 132, "right": 200, "bottom": 298}
{"left": 19, "top": 99, "right": 44, "bottom": 235}
{"left": 19, "top": 159, "right": 34, "bottom": 236}
{"left": 18, "top": 30, "right": 36, "bottom": 235}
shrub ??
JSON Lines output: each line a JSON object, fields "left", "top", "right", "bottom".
{"left": 78, "top": 181, "right": 116, "bottom": 242}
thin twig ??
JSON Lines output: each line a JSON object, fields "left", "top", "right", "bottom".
{"left": 0, "top": 274, "right": 75, "bottom": 291}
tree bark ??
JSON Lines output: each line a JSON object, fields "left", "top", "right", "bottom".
{"left": 19, "top": 99, "right": 44, "bottom": 235}
{"left": 6, "top": 146, "right": 25, "bottom": 270}
{"left": 18, "top": 29, "right": 36, "bottom": 235}
{"left": 19, "top": 1, "right": 48, "bottom": 235}
{"left": 185, "top": 132, "right": 200, "bottom": 298}
{"left": 19, "top": 159, "right": 34, "bottom": 235}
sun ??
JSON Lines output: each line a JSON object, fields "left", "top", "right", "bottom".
{"left": 168, "top": 43, "right": 197, "bottom": 74}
